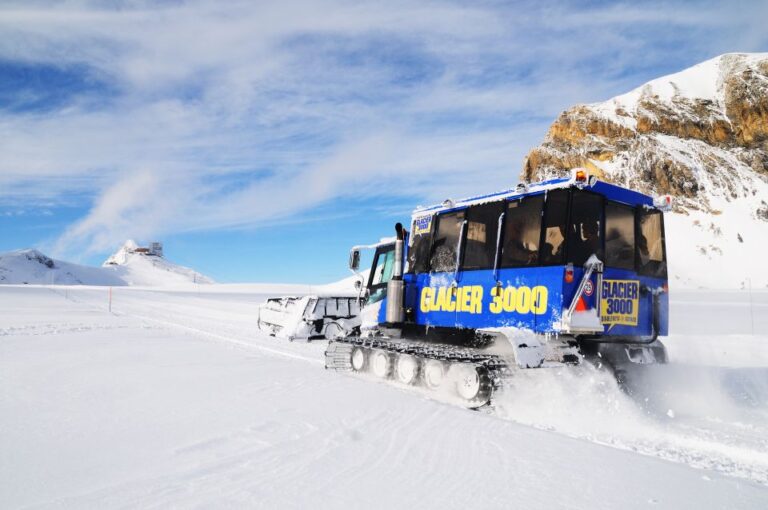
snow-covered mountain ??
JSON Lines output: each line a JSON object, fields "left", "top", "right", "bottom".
{"left": 0, "top": 249, "right": 125, "bottom": 286}
{"left": 102, "top": 240, "right": 214, "bottom": 286}
{"left": 522, "top": 53, "right": 768, "bottom": 289}
{"left": 0, "top": 241, "right": 213, "bottom": 286}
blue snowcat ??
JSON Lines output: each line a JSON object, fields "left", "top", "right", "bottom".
{"left": 325, "top": 169, "right": 672, "bottom": 407}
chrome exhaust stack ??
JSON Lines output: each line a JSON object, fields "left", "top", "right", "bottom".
{"left": 385, "top": 223, "right": 405, "bottom": 335}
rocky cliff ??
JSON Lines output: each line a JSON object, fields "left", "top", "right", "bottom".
{"left": 523, "top": 53, "right": 768, "bottom": 288}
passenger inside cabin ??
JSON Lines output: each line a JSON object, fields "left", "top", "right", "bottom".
{"left": 505, "top": 220, "right": 538, "bottom": 264}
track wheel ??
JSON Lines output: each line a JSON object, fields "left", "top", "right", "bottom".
{"left": 395, "top": 354, "right": 419, "bottom": 385}
{"left": 453, "top": 364, "right": 483, "bottom": 401}
{"left": 423, "top": 360, "right": 446, "bottom": 390}
{"left": 350, "top": 346, "right": 367, "bottom": 372}
{"left": 371, "top": 349, "right": 392, "bottom": 379}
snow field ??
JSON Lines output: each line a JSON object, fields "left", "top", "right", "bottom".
{"left": 1, "top": 285, "right": 767, "bottom": 509}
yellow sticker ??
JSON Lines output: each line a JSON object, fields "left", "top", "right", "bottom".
{"left": 600, "top": 280, "right": 639, "bottom": 326}
{"left": 412, "top": 215, "right": 432, "bottom": 236}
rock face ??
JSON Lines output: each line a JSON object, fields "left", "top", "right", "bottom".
{"left": 523, "top": 53, "right": 768, "bottom": 213}
{"left": 523, "top": 53, "right": 768, "bottom": 288}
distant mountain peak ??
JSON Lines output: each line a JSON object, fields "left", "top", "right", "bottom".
{"left": 522, "top": 53, "right": 768, "bottom": 288}
{"left": 0, "top": 242, "right": 213, "bottom": 286}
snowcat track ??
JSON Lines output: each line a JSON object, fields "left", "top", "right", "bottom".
{"left": 325, "top": 336, "right": 510, "bottom": 408}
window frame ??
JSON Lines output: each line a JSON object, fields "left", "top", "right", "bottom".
{"left": 499, "top": 192, "right": 546, "bottom": 269}
{"left": 457, "top": 201, "right": 506, "bottom": 272}
{"left": 427, "top": 207, "right": 468, "bottom": 274}
{"left": 604, "top": 200, "right": 638, "bottom": 271}
{"left": 406, "top": 214, "right": 435, "bottom": 275}
{"left": 635, "top": 208, "right": 668, "bottom": 278}
{"left": 564, "top": 188, "right": 605, "bottom": 266}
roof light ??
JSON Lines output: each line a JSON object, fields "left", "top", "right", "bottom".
{"left": 442, "top": 198, "right": 454, "bottom": 208}
{"left": 571, "top": 168, "right": 588, "bottom": 185}
{"left": 653, "top": 195, "right": 673, "bottom": 211}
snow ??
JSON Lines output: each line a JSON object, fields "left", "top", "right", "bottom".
{"left": 592, "top": 52, "right": 768, "bottom": 124}
{"left": 1, "top": 284, "right": 767, "bottom": 508}
{"left": 0, "top": 242, "right": 213, "bottom": 287}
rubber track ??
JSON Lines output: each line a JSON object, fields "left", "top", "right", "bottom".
{"left": 325, "top": 336, "right": 511, "bottom": 407}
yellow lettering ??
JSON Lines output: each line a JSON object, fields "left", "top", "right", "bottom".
{"left": 503, "top": 287, "right": 516, "bottom": 313}
{"left": 470, "top": 286, "right": 483, "bottom": 314}
{"left": 516, "top": 286, "right": 531, "bottom": 314}
{"left": 443, "top": 286, "right": 456, "bottom": 312}
{"left": 490, "top": 287, "right": 503, "bottom": 314}
{"left": 420, "top": 287, "right": 433, "bottom": 313}
{"left": 532, "top": 286, "right": 548, "bottom": 315}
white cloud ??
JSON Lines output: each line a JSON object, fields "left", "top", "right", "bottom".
{"left": 0, "top": 0, "right": 766, "bottom": 257}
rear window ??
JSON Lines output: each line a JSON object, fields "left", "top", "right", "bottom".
{"left": 567, "top": 191, "right": 603, "bottom": 265}
{"left": 540, "top": 189, "right": 569, "bottom": 265}
{"left": 638, "top": 210, "right": 667, "bottom": 278}
{"left": 501, "top": 195, "right": 543, "bottom": 267}
{"left": 605, "top": 202, "right": 635, "bottom": 270}
{"left": 463, "top": 202, "right": 504, "bottom": 270}
{"left": 429, "top": 210, "right": 465, "bottom": 273}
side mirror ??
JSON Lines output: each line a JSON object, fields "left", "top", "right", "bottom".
{"left": 349, "top": 249, "right": 361, "bottom": 271}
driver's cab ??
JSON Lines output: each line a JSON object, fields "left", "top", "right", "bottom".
{"left": 348, "top": 241, "right": 397, "bottom": 305}
{"left": 367, "top": 243, "right": 396, "bottom": 303}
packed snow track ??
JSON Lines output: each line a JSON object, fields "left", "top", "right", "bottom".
{"left": 1, "top": 284, "right": 767, "bottom": 509}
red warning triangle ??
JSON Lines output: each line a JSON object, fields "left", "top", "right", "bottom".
{"left": 575, "top": 296, "right": 588, "bottom": 311}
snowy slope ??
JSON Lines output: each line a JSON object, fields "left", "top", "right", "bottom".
{"left": 0, "top": 249, "right": 124, "bottom": 286}
{"left": 1, "top": 285, "right": 766, "bottom": 508}
{"left": 591, "top": 53, "right": 768, "bottom": 128}
{"left": 102, "top": 240, "right": 214, "bottom": 286}
{"left": 0, "top": 242, "right": 213, "bottom": 286}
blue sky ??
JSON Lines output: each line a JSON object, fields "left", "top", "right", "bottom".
{"left": 1, "top": 0, "right": 766, "bottom": 283}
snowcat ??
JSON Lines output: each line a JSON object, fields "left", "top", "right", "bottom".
{"left": 257, "top": 241, "right": 392, "bottom": 341}
{"left": 325, "top": 169, "right": 672, "bottom": 408}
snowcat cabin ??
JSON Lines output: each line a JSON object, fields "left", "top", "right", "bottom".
{"left": 366, "top": 242, "right": 396, "bottom": 304}
{"left": 401, "top": 171, "right": 670, "bottom": 342}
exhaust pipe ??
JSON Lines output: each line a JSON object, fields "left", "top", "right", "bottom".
{"left": 385, "top": 223, "right": 405, "bottom": 328}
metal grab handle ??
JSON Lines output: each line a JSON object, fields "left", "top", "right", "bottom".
{"left": 454, "top": 220, "right": 468, "bottom": 283}
{"left": 493, "top": 212, "right": 505, "bottom": 281}
{"left": 565, "top": 255, "right": 604, "bottom": 320}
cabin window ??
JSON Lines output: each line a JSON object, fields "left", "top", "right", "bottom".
{"left": 567, "top": 191, "right": 603, "bottom": 265}
{"left": 368, "top": 245, "right": 395, "bottom": 303}
{"left": 637, "top": 210, "right": 667, "bottom": 278}
{"left": 501, "top": 195, "right": 543, "bottom": 267}
{"left": 429, "top": 210, "right": 466, "bottom": 273}
{"left": 407, "top": 215, "right": 433, "bottom": 274}
{"left": 540, "top": 189, "right": 569, "bottom": 265}
{"left": 370, "top": 249, "right": 395, "bottom": 286}
{"left": 462, "top": 202, "right": 505, "bottom": 270}
{"left": 605, "top": 202, "right": 636, "bottom": 270}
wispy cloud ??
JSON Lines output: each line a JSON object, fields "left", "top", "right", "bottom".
{"left": 1, "top": 0, "right": 766, "bottom": 257}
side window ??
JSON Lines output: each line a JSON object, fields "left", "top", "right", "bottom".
{"left": 407, "top": 215, "right": 433, "bottom": 274}
{"left": 605, "top": 202, "right": 636, "bottom": 270}
{"left": 429, "top": 211, "right": 465, "bottom": 273}
{"left": 567, "top": 191, "right": 603, "bottom": 265}
{"left": 370, "top": 249, "right": 395, "bottom": 286}
{"left": 638, "top": 211, "right": 667, "bottom": 278}
{"left": 540, "top": 189, "right": 569, "bottom": 265}
{"left": 368, "top": 246, "right": 395, "bottom": 304}
{"left": 463, "top": 202, "right": 504, "bottom": 270}
{"left": 501, "top": 195, "right": 543, "bottom": 267}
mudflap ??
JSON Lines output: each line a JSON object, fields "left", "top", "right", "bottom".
{"left": 591, "top": 339, "right": 668, "bottom": 388}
